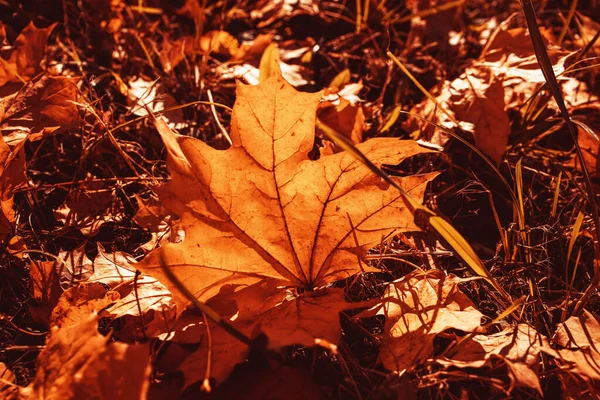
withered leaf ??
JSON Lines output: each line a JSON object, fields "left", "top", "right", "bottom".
{"left": 22, "top": 314, "right": 151, "bottom": 400}
{"left": 138, "top": 68, "right": 436, "bottom": 312}
{"left": 359, "top": 269, "right": 483, "bottom": 373}
{"left": 0, "top": 75, "right": 80, "bottom": 145}
{"left": 0, "top": 135, "right": 25, "bottom": 240}
{"left": 439, "top": 324, "right": 549, "bottom": 394}
{"left": 0, "top": 22, "right": 56, "bottom": 87}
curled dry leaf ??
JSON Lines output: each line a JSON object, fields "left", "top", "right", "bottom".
{"left": 0, "top": 22, "right": 56, "bottom": 88}
{"left": 51, "top": 244, "right": 174, "bottom": 329}
{"left": 20, "top": 314, "right": 151, "bottom": 400}
{"left": 439, "top": 324, "right": 549, "bottom": 394}
{"left": 358, "top": 269, "right": 483, "bottom": 373}
{"left": 137, "top": 67, "right": 437, "bottom": 313}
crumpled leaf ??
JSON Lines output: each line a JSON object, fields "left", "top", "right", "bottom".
{"left": 138, "top": 68, "right": 436, "bottom": 312}
{"left": 540, "top": 310, "right": 600, "bottom": 395}
{"left": 406, "top": 24, "right": 576, "bottom": 165}
{"left": 49, "top": 282, "right": 120, "bottom": 330}
{"left": 359, "top": 269, "right": 483, "bottom": 373}
{"left": 439, "top": 324, "right": 549, "bottom": 394}
{"left": 250, "top": 0, "right": 320, "bottom": 28}
{"left": 0, "top": 22, "right": 56, "bottom": 87}
{"left": 53, "top": 243, "right": 174, "bottom": 329}
{"left": 20, "top": 314, "right": 151, "bottom": 400}
{"left": 317, "top": 88, "right": 365, "bottom": 152}
{"left": 0, "top": 75, "right": 80, "bottom": 146}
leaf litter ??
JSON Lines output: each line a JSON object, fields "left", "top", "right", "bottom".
{"left": 0, "top": 1, "right": 599, "bottom": 399}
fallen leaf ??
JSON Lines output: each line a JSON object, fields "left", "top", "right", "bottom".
{"left": 138, "top": 67, "right": 436, "bottom": 313}
{"left": 539, "top": 310, "right": 600, "bottom": 394}
{"left": 200, "top": 30, "right": 239, "bottom": 57}
{"left": 21, "top": 314, "right": 151, "bottom": 400}
{"left": 568, "top": 125, "right": 600, "bottom": 177}
{"left": 250, "top": 0, "right": 320, "bottom": 28}
{"left": 359, "top": 269, "right": 483, "bottom": 373}
{"left": 439, "top": 324, "right": 549, "bottom": 394}
{"left": 317, "top": 93, "right": 365, "bottom": 149}
{"left": 0, "top": 135, "right": 25, "bottom": 241}
{"left": 133, "top": 194, "right": 184, "bottom": 253}
{"left": 0, "top": 75, "right": 80, "bottom": 146}
{"left": 49, "top": 282, "right": 119, "bottom": 330}
{"left": 0, "top": 22, "right": 56, "bottom": 87}
{"left": 406, "top": 23, "right": 577, "bottom": 164}
{"left": 29, "top": 259, "right": 63, "bottom": 325}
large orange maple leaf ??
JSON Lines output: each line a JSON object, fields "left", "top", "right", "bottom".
{"left": 138, "top": 69, "right": 436, "bottom": 311}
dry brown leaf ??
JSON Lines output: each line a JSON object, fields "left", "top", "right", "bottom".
{"left": 406, "top": 23, "right": 576, "bottom": 165}
{"left": 568, "top": 125, "right": 600, "bottom": 177}
{"left": 0, "top": 75, "right": 80, "bottom": 146}
{"left": 138, "top": 68, "right": 436, "bottom": 313}
{"left": 21, "top": 314, "right": 151, "bottom": 400}
{"left": 0, "top": 135, "right": 25, "bottom": 241}
{"left": 539, "top": 310, "right": 600, "bottom": 394}
{"left": 359, "top": 269, "right": 483, "bottom": 373}
{"left": 0, "top": 22, "right": 56, "bottom": 88}
{"left": 29, "top": 259, "right": 63, "bottom": 325}
{"left": 439, "top": 324, "right": 549, "bottom": 394}
{"left": 49, "top": 282, "right": 119, "bottom": 330}
{"left": 250, "top": 0, "right": 320, "bottom": 28}
{"left": 317, "top": 94, "right": 365, "bottom": 148}
{"left": 200, "top": 30, "right": 239, "bottom": 57}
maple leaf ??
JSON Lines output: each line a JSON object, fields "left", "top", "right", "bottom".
{"left": 358, "top": 269, "right": 483, "bottom": 373}
{"left": 138, "top": 69, "right": 436, "bottom": 312}
{"left": 21, "top": 314, "right": 151, "bottom": 400}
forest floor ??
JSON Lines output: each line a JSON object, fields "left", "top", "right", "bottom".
{"left": 0, "top": 0, "right": 600, "bottom": 399}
